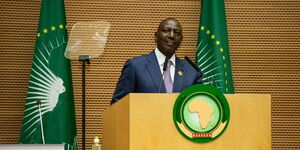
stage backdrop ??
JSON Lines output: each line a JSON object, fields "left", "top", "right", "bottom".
{"left": 0, "top": 0, "right": 299, "bottom": 149}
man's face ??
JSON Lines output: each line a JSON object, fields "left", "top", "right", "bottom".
{"left": 155, "top": 19, "right": 183, "bottom": 58}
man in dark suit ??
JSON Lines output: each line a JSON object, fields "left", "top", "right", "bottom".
{"left": 111, "top": 17, "right": 203, "bottom": 105}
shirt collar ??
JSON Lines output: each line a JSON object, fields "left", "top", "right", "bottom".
{"left": 154, "top": 48, "right": 176, "bottom": 67}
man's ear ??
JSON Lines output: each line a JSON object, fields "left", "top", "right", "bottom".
{"left": 154, "top": 32, "right": 158, "bottom": 43}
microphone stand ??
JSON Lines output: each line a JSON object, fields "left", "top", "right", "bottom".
{"left": 78, "top": 55, "right": 90, "bottom": 150}
{"left": 158, "top": 58, "right": 168, "bottom": 93}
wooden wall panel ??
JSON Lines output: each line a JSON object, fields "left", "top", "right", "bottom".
{"left": 0, "top": 0, "right": 299, "bottom": 149}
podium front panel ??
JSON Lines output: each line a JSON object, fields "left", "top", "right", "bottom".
{"left": 103, "top": 94, "right": 271, "bottom": 150}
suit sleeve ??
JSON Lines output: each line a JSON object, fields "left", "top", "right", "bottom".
{"left": 111, "top": 59, "right": 136, "bottom": 105}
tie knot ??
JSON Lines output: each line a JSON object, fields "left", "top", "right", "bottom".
{"left": 167, "top": 60, "right": 172, "bottom": 68}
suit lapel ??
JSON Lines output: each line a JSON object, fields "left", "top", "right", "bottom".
{"left": 173, "top": 57, "right": 185, "bottom": 93}
{"left": 146, "top": 51, "right": 166, "bottom": 93}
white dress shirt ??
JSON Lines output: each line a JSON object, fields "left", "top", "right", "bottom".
{"left": 154, "top": 48, "right": 176, "bottom": 82}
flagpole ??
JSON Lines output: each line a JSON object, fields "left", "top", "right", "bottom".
{"left": 79, "top": 55, "right": 90, "bottom": 150}
{"left": 37, "top": 100, "right": 45, "bottom": 144}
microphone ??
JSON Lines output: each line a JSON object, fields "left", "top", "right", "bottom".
{"left": 158, "top": 57, "right": 168, "bottom": 93}
{"left": 162, "top": 57, "right": 168, "bottom": 71}
{"left": 184, "top": 56, "right": 200, "bottom": 72}
{"left": 184, "top": 56, "right": 215, "bottom": 86}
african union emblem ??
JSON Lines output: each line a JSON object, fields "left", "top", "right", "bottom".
{"left": 173, "top": 84, "right": 230, "bottom": 143}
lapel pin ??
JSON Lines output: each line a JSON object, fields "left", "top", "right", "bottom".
{"left": 178, "top": 71, "right": 183, "bottom": 76}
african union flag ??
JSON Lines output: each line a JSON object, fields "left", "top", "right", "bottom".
{"left": 196, "top": 0, "right": 235, "bottom": 93}
{"left": 19, "top": 0, "right": 77, "bottom": 149}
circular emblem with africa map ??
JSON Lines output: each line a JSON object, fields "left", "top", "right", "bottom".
{"left": 173, "top": 84, "right": 230, "bottom": 143}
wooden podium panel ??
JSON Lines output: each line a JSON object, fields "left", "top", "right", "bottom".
{"left": 103, "top": 94, "right": 271, "bottom": 150}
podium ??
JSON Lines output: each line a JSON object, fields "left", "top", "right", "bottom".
{"left": 102, "top": 93, "right": 271, "bottom": 150}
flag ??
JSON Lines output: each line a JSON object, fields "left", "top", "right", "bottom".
{"left": 196, "top": 0, "right": 235, "bottom": 93}
{"left": 20, "top": 0, "right": 77, "bottom": 149}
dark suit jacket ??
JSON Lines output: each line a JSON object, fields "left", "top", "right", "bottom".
{"left": 111, "top": 50, "right": 203, "bottom": 105}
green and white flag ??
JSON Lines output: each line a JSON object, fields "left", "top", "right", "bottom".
{"left": 196, "top": 0, "right": 235, "bottom": 93}
{"left": 20, "top": 0, "right": 77, "bottom": 149}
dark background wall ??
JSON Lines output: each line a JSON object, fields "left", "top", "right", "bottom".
{"left": 0, "top": 0, "right": 299, "bottom": 149}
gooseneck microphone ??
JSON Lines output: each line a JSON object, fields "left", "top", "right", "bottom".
{"left": 158, "top": 57, "right": 168, "bottom": 93}
{"left": 184, "top": 56, "right": 200, "bottom": 72}
{"left": 162, "top": 57, "right": 168, "bottom": 71}
{"left": 184, "top": 56, "right": 215, "bottom": 86}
